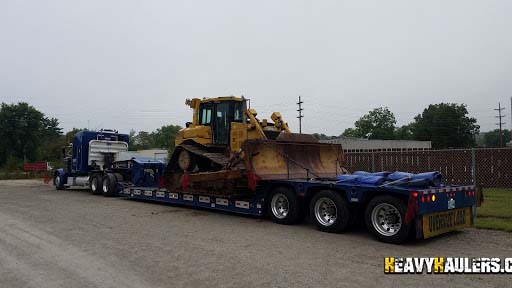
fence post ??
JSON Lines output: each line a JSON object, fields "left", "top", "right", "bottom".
{"left": 371, "top": 152, "right": 375, "bottom": 172}
{"left": 471, "top": 148, "right": 476, "bottom": 185}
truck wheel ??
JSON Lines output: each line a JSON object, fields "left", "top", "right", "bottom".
{"left": 54, "top": 174, "right": 65, "bottom": 190}
{"left": 89, "top": 174, "right": 101, "bottom": 195}
{"left": 268, "top": 187, "right": 301, "bottom": 225}
{"left": 365, "top": 195, "right": 411, "bottom": 244}
{"left": 102, "top": 173, "right": 117, "bottom": 197}
{"left": 310, "top": 190, "right": 351, "bottom": 233}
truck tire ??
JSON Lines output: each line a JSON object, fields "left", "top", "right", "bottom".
{"left": 365, "top": 195, "right": 411, "bottom": 244}
{"left": 102, "top": 173, "right": 117, "bottom": 197}
{"left": 310, "top": 190, "right": 351, "bottom": 233}
{"left": 90, "top": 174, "right": 102, "bottom": 195}
{"left": 267, "top": 187, "right": 301, "bottom": 225}
{"left": 54, "top": 174, "right": 65, "bottom": 190}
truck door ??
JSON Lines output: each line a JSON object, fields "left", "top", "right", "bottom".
{"left": 213, "top": 101, "right": 230, "bottom": 145}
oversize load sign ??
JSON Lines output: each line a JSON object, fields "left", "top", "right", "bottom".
{"left": 422, "top": 207, "right": 471, "bottom": 238}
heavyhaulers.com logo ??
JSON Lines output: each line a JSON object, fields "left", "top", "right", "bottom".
{"left": 384, "top": 257, "right": 512, "bottom": 274}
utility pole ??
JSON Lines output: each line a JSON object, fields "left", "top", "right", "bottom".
{"left": 495, "top": 102, "right": 506, "bottom": 147}
{"left": 297, "top": 96, "right": 304, "bottom": 134}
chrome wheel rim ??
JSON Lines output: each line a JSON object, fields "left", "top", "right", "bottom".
{"left": 314, "top": 197, "right": 337, "bottom": 226}
{"left": 91, "top": 178, "right": 97, "bottom": 191}
{"left": 102, "top": 180, "right": 109, "bottom": 193}
{"left": 371, "top": 203, "right": 402, "bottom": 236}
{"left": 271, "top": 193, "right": 289, "bottom": 219}
{"left": 55, "top": 175, "right": 60, "bottom": 187}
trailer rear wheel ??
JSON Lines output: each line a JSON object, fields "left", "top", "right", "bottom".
{"left": 102, "top": 173, "right": 117, "bottom": 197}
{"left": 268, "top": 187, "right": 301, "bottom": 225}
{"left": 90, "top": 174, "right": 101, "bottom": 195}
{"left": 365, "top": 195, "right": 411, "bottom": 244}
{"left": 310, "top": 190, "right": 350, "bottom": 233}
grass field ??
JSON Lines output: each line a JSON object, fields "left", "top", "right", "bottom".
{"left": 475, "top": 188, "right": 512, "bottom": 232}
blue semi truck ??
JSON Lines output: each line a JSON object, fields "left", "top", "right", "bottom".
{"left": 54, "top": 130, "right": 131, "bottom": 195}
{"left": 54, "top": 130, "right": 477, "bottom": 244}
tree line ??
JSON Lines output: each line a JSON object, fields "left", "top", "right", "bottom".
{"left": 338, "top": 103, "right": 483, "bottom": 149}
{"left": 314, "top": 103, "right": 509, "bottom": 149}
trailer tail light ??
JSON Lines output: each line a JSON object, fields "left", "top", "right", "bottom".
{"left": 431, "top": 195, "right": 436, "bottom": 202}
{"left": 421, "top": 196, "right": 425, "bottom": 203}
{"left": 412, "top": 191, "right": 419, "bottom": 198}
{"left": 426, "top": 195, "right": 431, "bottom": 202}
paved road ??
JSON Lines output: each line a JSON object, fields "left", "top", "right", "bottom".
{"left": 0, "top": 180, "right": 511, "bottom": 288}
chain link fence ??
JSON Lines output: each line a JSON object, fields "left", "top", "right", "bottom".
{"left": 344, "top": 148, "right": 512, "bottom": 188}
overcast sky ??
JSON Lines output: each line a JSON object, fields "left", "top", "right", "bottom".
{"left": 1, "top": 0, "right": 511, "bottom": 135}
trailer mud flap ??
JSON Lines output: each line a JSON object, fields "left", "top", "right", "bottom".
{"left": 422, "top": 207, "right": 472, "bottom": 239}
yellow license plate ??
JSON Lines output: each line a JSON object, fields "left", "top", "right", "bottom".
{"left": 423, "top": 207, "right": 472, "bottom": 239}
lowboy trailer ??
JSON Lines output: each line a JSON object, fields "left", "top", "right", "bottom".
{"left": 109, "top": 160, "right": 477, "bottom": 244}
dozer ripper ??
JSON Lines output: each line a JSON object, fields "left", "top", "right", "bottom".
{"left": 165, "top": 96, "right": 345, "bottom": 196}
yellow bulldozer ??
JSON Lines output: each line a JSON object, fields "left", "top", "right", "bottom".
{"left": 165, "top": 96, "right": 345, "bottom": 196}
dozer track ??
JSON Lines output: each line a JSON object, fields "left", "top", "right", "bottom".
{"left": 179, "top": 143, "right": 232, "bottom": 168}
{"left": 164, "top": 142, "right": 248, "bottom": 197}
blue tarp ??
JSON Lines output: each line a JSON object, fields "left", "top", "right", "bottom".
{"left": 336, "top": 171, "right": 443, "bottom": 187}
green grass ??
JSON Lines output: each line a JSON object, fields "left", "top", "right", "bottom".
{"left": 475, "top": 188, "right": 512, "bottom": 232}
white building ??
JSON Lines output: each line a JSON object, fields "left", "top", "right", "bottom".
{"left": 320, "top": 136, "right": 431, "bottom": 152}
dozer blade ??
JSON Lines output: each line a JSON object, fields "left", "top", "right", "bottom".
{"left": 242, "top": 137, "right": 344, "bottom": 180}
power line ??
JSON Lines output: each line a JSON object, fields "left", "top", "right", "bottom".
{"left": 495, "top": 102, "right": 506, "bottom": 147}
{"left": 297, "top": 96, "right": 304, "bottom": 134}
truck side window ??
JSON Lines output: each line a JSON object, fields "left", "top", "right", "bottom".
{"left": 199, "top": 105, "right": 212, "bottom": 125}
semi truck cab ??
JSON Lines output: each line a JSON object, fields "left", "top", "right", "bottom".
{"left": 54, "top": 130, "right": 129, "bottom": 193}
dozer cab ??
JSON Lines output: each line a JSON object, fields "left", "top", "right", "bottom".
{"left": 165, "top": 96, "right": 345, "bottom": 195}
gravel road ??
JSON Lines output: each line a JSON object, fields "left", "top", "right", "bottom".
{"left": 0, "top": 179, "right": 511, "bottom": 288}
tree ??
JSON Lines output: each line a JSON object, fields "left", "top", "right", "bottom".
{"left": 395, "top": 124, "right": 414, "bottom": 140}
{"left": 150, "top": 124, "right": 182, "bottom": 152}
{"left": 410, "top": 103, "right": 479, "bottom": 149}
{"left": 128, "top": 129, "right": 138, "bottom": 151}
{"left": 134, "top": 131, "right": 152, "bottom": 150}
{"left": 128, "top": 125, "right": 182, "bottom": 152}
{"left": 342, "top": 107, "right": 397, "bottom": 139}
{"left": 483, "top": 129, "right": 511, "bottom": 147}
{"left": 0, "top": 102, "right": 63, "bottom": 167}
